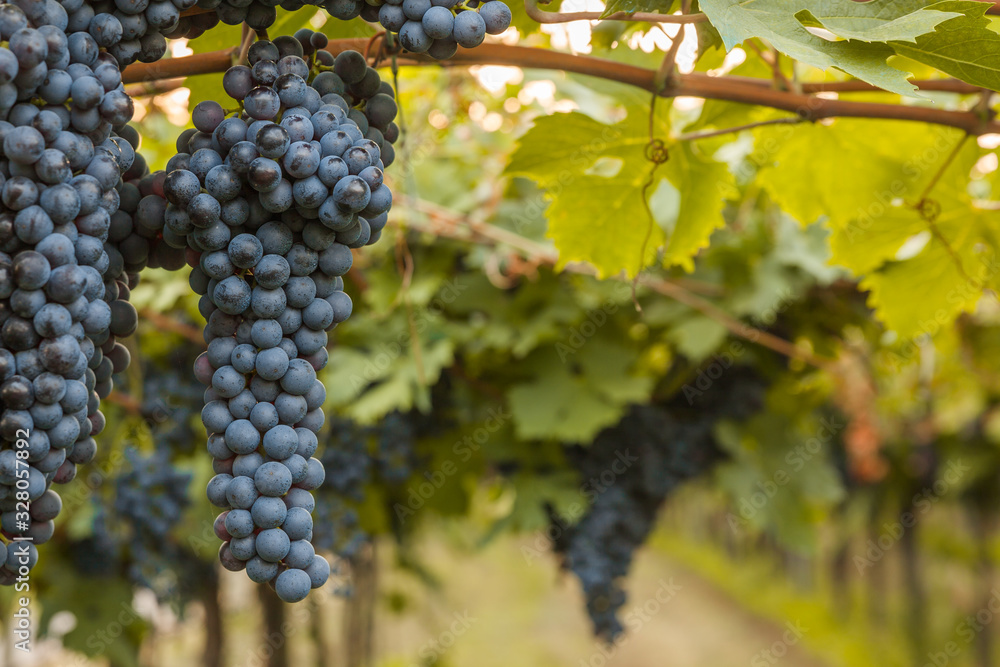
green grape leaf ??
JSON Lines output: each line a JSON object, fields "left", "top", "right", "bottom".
{"left": 795, "top": 1, "right": 963, "bottom": 43}
{"left": 756, "top": 120, "right": 960, "bottom": 227}
{"left": 507, "top": 110, "right": 666, "bottom": 278}
{"left": 698, "top": 0, "right": 921, "bottom": 96}
{"left": 888, "top": 2, "right": 1000, "bottom": 91}
{"left": 186, "top": 22, "right": 241, "bottom": 54}
{"left": 826, "top": 138, "right": 997, "bottom": 336}
{"left": 601, "top": 0, "right": 677, "bottom": 18}
{"left": 828, "top": 208, "right": 926, "bottom": 275}
{"left": 754, "top": 118, "right": 997, "bottom": 336}
{"left": 507, "top": 366, "right": 627, "bottom": 442}
{"left": 506, "top": 340, "right": 653, "bottom": 443}
{"left": 543, "top": 173, "right": 664, "bottom": 278}
{"left": 272, "top": 6, "right": 323, "bottom": 36}
{"left": 756, "top": 122, "right": 896, "bottom": 226}
{"left": 860, "top": 179, "right": 995, "bottom": 336}
{"left": 506, "top": 111, "right": 650, "bottom": 182}
{"left": 662, "top": 142, "right": 736, "bottom": 270}
{"left": 860, "top": 233, "right": 984, "bottom": 339}
{"left": 507, "top": 109, "right": 729, "bottom": 277}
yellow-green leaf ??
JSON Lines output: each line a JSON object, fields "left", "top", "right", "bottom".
{"left": 662, "top": 143, "right": 736, "bottom": 270}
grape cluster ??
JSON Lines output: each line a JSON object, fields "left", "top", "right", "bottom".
{"left": 107, "top": 149, "right": 192, "bottom": 275}
{"left": 102, "top": 447, "right": 194, "bottom": 592}
{"left": 163, "top": 38, "right": 395, "bottom": 251}
{"left": 148, "top": 36, "right": 399, "bottom": 603}
{"left": 326, "top": 0, "right": 512, "bottom": 58}
{"left": 181, "top": 0, "right": 308, "bottom": 33}
{"left": 374, "top": 410, "right": 415, "bottom": 483}
{"left": 551, "top": 373, "right": 764, "bottom": 640}
{"left": 0, "top": 0, "right": 144, "bottom": 583}
{"left": 80, "top": 347, "right": 212, "bottom": 599}
{"left": 0, "top": 0, "right": 170, "bottom": 69}
{"left": 312, "top": 416, "right": 369, "bottom": 558}
{"left": 189, "top": 218, "right": 337, "bottom": 602}
{"left": 135, "top": 352, "right": 207, "bottom": 453}
{"left": 312, "top": 412, "right": 416, "bottom": 560}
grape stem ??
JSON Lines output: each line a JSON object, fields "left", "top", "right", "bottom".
{"left": 237, "top": 22, "right": 256, "bottom": 66}
{"left": 744, "top": 38, "right": 797, "bottom": 94}
{"left": 120, "top": 41, "right": 1000, "bottom": 135}
{"left": 673, "top": 117, "right": 805, "bottom": 142}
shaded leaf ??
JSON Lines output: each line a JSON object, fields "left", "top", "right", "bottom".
{"left": 889, "top": 1, "right": 1000, "bottom": 91}
{"left": 796, "top": 0, "right": 963, "bottom": 42}
{"left": 699, "top": 0, "right": 920, "bottom": 96}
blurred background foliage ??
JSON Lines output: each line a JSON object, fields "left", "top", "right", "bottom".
{"left": 5, "top": 4, "right": 1000, "bottom": 667}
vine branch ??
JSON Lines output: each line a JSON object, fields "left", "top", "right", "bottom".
{"left": 121, "top": 42, "right": 1000, "bottom": 135}
{"left": 124, "top": 77, "right": 185, "bottom": 97}
{"left": 396, "top": 195, "right": 835, "bottom": 370}
{"left": 653, "top": 2, "right": 688, "bottom": 91}
{"left": 140, "top": 308, "right": 205, "bottom": 345}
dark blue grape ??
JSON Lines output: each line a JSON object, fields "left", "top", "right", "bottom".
{"left": 454, "top": 10, "right": 486, "bottom": 48}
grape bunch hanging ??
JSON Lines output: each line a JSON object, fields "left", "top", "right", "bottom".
{"left": 174, "top": 32, "right": 398, "bottom": 602}
{"left": 0, "top": 0, "right": 145, "bottom": 583}
{"left": 0, "top": 0, "right": 509, "bottom": 598}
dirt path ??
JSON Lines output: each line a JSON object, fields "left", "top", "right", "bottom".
{"left": 16, "top": 532, "right": 837, "bottom": 666}
{"left": 372, "top": 534, "right": 835, "bottom": 667}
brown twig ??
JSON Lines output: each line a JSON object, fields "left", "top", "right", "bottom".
{"left": 654, "top": 5, "right": 688, "bottom": 91}
{"left": 633, "top": 275, "right": 831, "bottom": 368}
{"left": 237, "top": 23, "right": 255, "bottom": 65}
{"left": 124, "top": 77, "right": 185, "bottom": 97}
{"left": 724, "top": 76, "right": 983, "bottom": 95}
{"left": 105, "top": 390, "right": 143, "bottom": 415}
{"left": 139, "top": 308, "right": 205, "bottom": 346}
